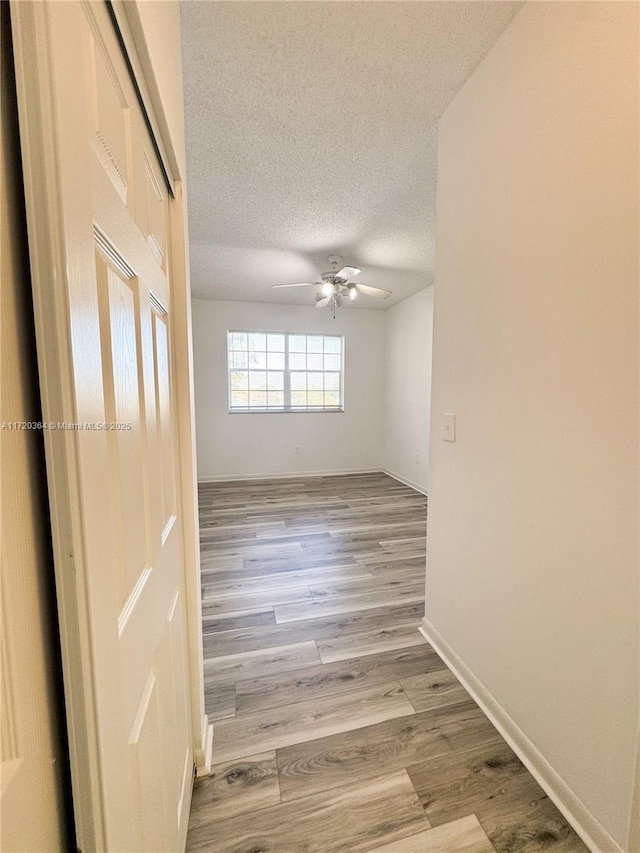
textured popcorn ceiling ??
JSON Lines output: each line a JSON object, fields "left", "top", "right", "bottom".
{"left": 181, "top": 1, "right": 521, "bottom": 308}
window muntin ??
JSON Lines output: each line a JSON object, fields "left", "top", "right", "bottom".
{"left": 227, "top": 331, "right": 344, "bottom": 412}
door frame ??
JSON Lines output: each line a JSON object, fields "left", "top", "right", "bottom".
{"left": 10, "top": 2, "right": 210, "bottom": 849}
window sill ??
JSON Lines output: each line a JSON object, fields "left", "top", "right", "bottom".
{"left": 228, "top": 408, "right": 344, "bottom": 414}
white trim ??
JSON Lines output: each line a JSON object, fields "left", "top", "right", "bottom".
{"left": 382, "top": 468, "right": 429, "bottom": 496}
{"left": 196, "top": 719, "right": 214, "bottom": 778}
{"left": 197, "top": 467, "right": 382, "bottom": 483}
{"left": 166, "top": 182, "right": 208, "bottom": 780}
{"left": 419, "top": 617, "right": 624, "bottom": 853}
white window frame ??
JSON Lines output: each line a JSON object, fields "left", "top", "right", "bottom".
{"left": 227, "top": 330, "right": 345, "bottom": 413}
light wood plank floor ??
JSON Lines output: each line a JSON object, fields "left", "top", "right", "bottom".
{"left": 188, "top": 473, "right": 588, "bottom": 853}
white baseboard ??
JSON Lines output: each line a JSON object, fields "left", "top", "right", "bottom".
{"left": 197, "top": 467, "right": 381, "bottom": 483}
{"left": 419, "top": 617, "right": 624, "bottom": 853}
{"left": 195, "top": 716, "right": 214, "bottom": 777}
{"left": 382, "top": 468, "right": 428, "bottom": 496}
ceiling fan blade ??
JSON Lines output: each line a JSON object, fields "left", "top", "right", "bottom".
{"left": 315, "top": 295, "right": 332, "bottom": 308}
{"left": 271, "top": 282, "right": 318, "bottom": 289}
{"left": 335, "top": 266, "right": 360, "bottom": 280}
{"left": 355, "top": 283, "right": 392, "bottom": 299}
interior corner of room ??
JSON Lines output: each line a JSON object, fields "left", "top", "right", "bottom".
{"left": 191, "top": 287, "right": 434, "bottom": 491}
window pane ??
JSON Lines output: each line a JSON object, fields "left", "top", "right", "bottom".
{"left": 324, "top": 354, "right": 340, "bottom": 371}
{"left": 249, "top": 371, "right": 266, "bottom": 391}
{"left": 289, "top": 352, "right": 305, "bottom": 370}
{"left": 267, "top": 391, "right": 284, "bottom": 407}
{"left": 289, "top": 335, "right": 306, "bottom": 352}
{"left": 267, "top": 371, "right": 284, "bottom": 390}
{"left": 324, "top": 372, "right": 339, "bottom": 391}
{"left": 231, "top": 390, "right": 248, "bottom": 408}
{"left": 230, "top": 370, "right": 248, "bottom": 390}
{"left": 291, "top": 372, "right": 306, "bottom": 391}
{"left": 249, "top": 351, "right": 267, "bottom": 369}
{"left": 267, "top": 334, "right": 285, "bottom": 352}
{"left": 267, "top": 352, "right": 285, "bottom": 370}
{"left": 231, "top": 351, "right": 248, "bottom": 369}
{"left": 308, "top": 372, "right": 323, "bottom": 391}
{"left": 249, "top": 333, "right": 266, "bottom": 351}
{"left": 230, "top": 332, "right": 247, "bottom": 350}
{"left": 228, "top": 331, "right": 344, "bottom": 413}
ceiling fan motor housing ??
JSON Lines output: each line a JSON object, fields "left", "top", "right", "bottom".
{"left": 320, "top": 271, "right": 348, "bottom": 286}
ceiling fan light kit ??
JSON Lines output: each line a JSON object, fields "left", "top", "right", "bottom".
{"left": 271, "top": 256, "right": 392, "bottom": 318}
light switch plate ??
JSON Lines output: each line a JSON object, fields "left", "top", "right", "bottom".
{"left": 442, "top": 413, "right": 456, "bottom": 442}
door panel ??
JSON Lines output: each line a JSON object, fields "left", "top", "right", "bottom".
{"left": 86, "top": 21, "right": 130, "bottom": 207}
{"left": 12, "top": 2, "right": 193, "bottom": 849}
{"left": 102, "top": 262, "right": 148, "bottom": 596}
{"left": 141, "top": 153, "right": 167, "bottom": 270}
{"left": 154, "top": 310, "right": 177, "bottom": 526}
{"left": 129, "top": 672, "right": 167, "bottom": 850}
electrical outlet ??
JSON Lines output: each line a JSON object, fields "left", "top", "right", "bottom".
{"left": 415, "top": 454, "right": 420, "bottom": 464}
{"left": 294, "top": 446, "right": 301, "bottom": 454}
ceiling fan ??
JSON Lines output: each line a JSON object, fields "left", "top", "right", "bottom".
{"left": 272, "top": 256, "right": 391, "bottom": 318}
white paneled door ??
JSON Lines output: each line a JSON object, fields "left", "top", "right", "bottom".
{"left": 12, "top": 2, "right": 193, "bottom": 850}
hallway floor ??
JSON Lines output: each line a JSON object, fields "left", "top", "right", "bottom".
{"left": 187, "top": 473, "right": 587, "bottom": 853}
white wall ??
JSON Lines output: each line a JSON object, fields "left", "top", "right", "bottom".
{"left": 383, "top": 287, "right": 433, "bottom": 493}
{"left": 425, "top": 3, "right": 638, "bottom": 850}
{"left": 192, "top": 299, "right": 386, "bottom": 479}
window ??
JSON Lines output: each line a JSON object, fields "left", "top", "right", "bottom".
{"left": 227, "top": 331, "right": 344, "bottom": 412}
